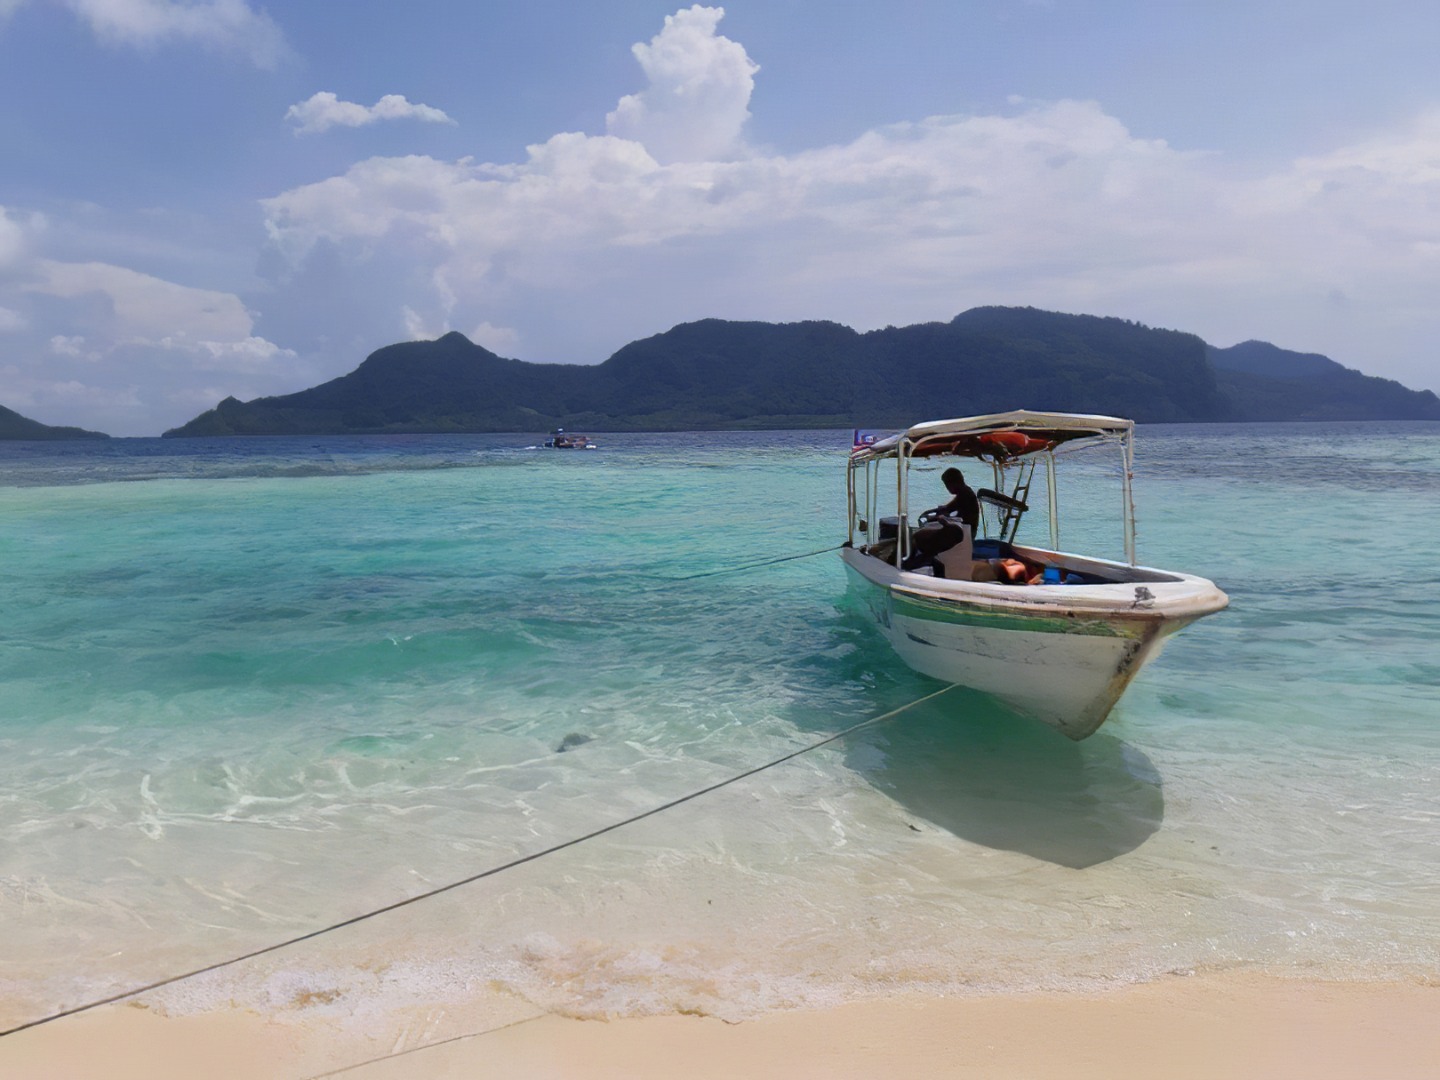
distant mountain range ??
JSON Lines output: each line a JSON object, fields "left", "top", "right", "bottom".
{"left": 1205, "top": 339, "right": 1438, "bottom": 421}
{"left": 4, "top": 307, "right": 1437, "bottom": 439}
{"left": 161, "top": 307, "right": 1439, "bottom": 437}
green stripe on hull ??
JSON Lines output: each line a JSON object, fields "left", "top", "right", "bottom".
{"left": 891, "top": 591, "right": 1143, "bottom": 639}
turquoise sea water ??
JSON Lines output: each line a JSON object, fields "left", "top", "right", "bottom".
{"left": 1, "top": 424, "right": 1437, "bottom": 1028}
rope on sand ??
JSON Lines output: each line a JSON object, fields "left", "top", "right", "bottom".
{"left": 0, "top": 682, "right": 957, "bottom": 1041}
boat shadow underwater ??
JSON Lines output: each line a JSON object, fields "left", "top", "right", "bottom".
{"left": 840, "top": 689, "right": 1165, "bottom": 869}
{"left": 788, "top": 518, "right": 1170, "bottom": 870}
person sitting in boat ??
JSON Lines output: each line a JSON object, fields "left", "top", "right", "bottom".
{"left": 922, "top": 467, "right": 979, "bottom": 530}
{"left": 904, "top": 465, "right": 972, "bottom": 566}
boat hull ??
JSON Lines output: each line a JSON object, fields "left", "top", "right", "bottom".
{"left": 841, "top": 546, "right": 1225, "bottom": 739}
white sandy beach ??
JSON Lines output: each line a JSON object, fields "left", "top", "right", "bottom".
{"left": 3, "top": 974, "right": 1437, "bottom": 1080}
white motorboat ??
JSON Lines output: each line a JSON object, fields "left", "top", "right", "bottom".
{"left": 843, "top": 411, "right": 1228, "bottom": 739}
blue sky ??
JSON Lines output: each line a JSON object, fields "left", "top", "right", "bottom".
{"left": 2, "top": 1, "right": 1438, "bottom": 435}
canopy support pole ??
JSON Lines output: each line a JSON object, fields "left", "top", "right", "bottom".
{"left": 1121, "top": 431, "right": 1136, "bottom": 565}
{"left": 1046, "top": 451, "right": 1059, "bottom": 550}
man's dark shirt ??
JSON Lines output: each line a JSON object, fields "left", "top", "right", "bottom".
{"left": 937, "top": 485, "right": 980, "bottom": 530}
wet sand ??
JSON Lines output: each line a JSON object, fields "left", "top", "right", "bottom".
{"left": 3, "top": 973, "right": 1437, "bottom": 1079}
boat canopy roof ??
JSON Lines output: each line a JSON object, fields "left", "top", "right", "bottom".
{"left": 851, "top": 410, "right": 1133, "bottom": 464}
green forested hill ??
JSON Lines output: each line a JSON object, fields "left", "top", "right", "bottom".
{"left": 162, "top": 307, "right": 1439, "bottom": 437}
{"left": 0, "top": 404, "right": 110, "bottom": 441}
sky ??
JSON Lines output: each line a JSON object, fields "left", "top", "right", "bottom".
{"left": 2, "top": 1, "right": 1438, "bottom": 436}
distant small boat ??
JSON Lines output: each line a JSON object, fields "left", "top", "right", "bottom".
{"left": 843, "top": 410, "right": 1228, "bottom": 739}
{"left": 544, "top": 428, "right": 597, "bottom": 449}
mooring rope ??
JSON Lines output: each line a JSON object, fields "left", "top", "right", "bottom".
{"left": 306, "top": 1015, "right": 546, "bottom": 1079}
{"left": 665, "top": 543, "right": 844, "bottom": 582}
{"left": 0, "top": 682, "right": 956, "bottom": 1040}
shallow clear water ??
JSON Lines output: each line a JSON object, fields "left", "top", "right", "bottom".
{"left": 1, "top": 424, "right": 1437, "bottom": 1025}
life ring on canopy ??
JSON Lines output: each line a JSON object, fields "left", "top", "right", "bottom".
{"left": 977, "top": 431, "right": 1050, "bottom": 457}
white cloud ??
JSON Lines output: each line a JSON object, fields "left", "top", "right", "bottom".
{"left": 50, "top": 334, "right": 90, "bottom": 357}
{"left": 0, "top": 257, "right": 302, "bottom": 432}
{"left": 402, "top": 305, "right": 438, "bottom": 342}
{"left": 0, "top": 205, "right": 27, "bottom": 266}
{"left": 32, "top": 259, "right": 256, "bottom": 343}
{"left": 75, "top": 0, "right": 281, "bottom": 65}
{"left": 286, "top": 92, "right": 456, "bottom": 136}
{"left": 470, "top": 321, "right": 519, "bottom": 355}
{"left": 0, "top": 305, "right": 24, "bottom": 331}
{"left": 184, "top": 334, "right": 298, "bottom": 372}
{"left": 260, "top": 98, "right": 1221, "bottom": 352}
{"left": 1295, "top": 107, "right": 1440, "bottom": 187}
{"left": 7, "top": 0, "right": 286, "bottom": 65}
{"left": 46, "top": 377, "right": 141, "bottom": 408}
{"left": 395, "top": 307, "right": 517, "bottom": 355}
{"left": 605, "top": 4, "right": 757, "bottom": 164}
